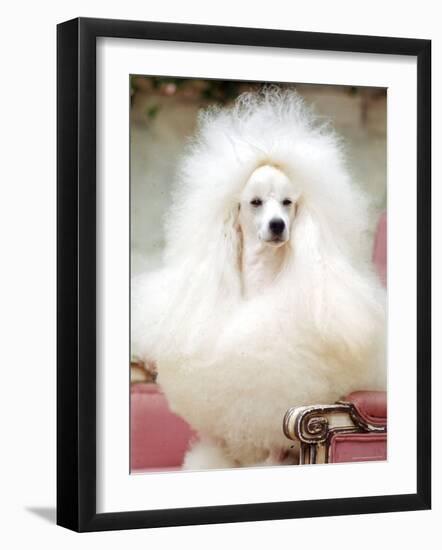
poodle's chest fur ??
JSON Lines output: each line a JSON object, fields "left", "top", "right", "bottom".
{"left": 240, "top": 234, "right": 288, "bottom": 299}
{"left": 156, "top": 284, "right": 385, "bottom": 465}
{"left": 158, "top": 344, "right": 383, "bottom": 465}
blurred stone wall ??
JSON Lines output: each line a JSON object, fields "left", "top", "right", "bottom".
{"left": 130, "top": 83, "right": 386, "bottom": 276}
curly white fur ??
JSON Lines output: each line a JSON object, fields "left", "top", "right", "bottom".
{"left": 131, "top": 88, "right": 386, "bottom": 469}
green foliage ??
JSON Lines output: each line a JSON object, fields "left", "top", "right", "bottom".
{"left": 146, "top": 104, "right": 160, "bottom": 120}
{"left": 131, "top": 76, "right": 251, "bottom": 105}
{"left": 130, "top": 76, "right": 365, "bottom": 110}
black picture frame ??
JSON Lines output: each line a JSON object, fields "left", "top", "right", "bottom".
{"left": 57, "top": 17, "right": 431, "bottom": 532}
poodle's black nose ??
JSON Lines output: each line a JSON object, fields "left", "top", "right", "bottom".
{"left": 269, "top": 218, "right": 285, "bottom": 235}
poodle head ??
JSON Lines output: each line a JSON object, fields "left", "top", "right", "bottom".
{"left": 163, "top": 87, "right": 373, "bottom": 299}
{"left": 238, "top": 164, "right": 300, "bottom": 247}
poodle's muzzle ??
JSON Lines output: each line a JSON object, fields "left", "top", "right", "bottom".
{"left": 262, "top": 216, "right": 288, "bottom": 246}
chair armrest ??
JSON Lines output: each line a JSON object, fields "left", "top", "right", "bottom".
{"left": 283, "top": 392, "right": 387, "bottom": 464}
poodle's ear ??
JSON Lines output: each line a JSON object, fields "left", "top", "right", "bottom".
{"left": 235, "top": 204, "right": 243, "bottom": 273}
{"left": 234, "top": 203, "right": 241, "bottom": 234}
{"left": 291, "top": 206, "right": 384, "bottom": 355}
{"left": 220, "top": 203, "right": 243, "bottom": 285}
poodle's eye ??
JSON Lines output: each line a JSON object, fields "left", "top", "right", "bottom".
{"left": 250, "top": 198, "right": 262, "bottom": 207}
{"left": 282, "top": 199, "right": 292, "bottom": 206}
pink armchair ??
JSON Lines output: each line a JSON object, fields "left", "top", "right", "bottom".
{"left": 131, "top": 383, "right": 196, "bottom": 472}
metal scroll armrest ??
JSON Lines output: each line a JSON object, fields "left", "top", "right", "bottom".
{"left": 283, "top": 401, "right": 387, "bottom": 465}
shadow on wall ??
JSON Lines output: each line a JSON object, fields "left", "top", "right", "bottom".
{"left": 130, "top": 79, "right": 386, "bottom": 276}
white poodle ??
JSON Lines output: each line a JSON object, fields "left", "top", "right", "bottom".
{"left": 131, "top": 88, "right": 386, "bottom": 470}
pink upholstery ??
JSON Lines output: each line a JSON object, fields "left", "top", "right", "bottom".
{"left": 329, "top": 433, "right": 387, "bottom": 463}
{"left": 329, "top": 390, "right": 387, "bottom": 464}
{"left": 345, "top": 390, "right": 387, "bottom": 427}
{"left": 130, "top": 383, "right": 196, "bottom": 472}
{"left": 373, "top": 211, "right": 387, "bottom": 287}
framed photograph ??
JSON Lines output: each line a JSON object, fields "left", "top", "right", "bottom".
{"left": 57, "top": 17, "right": 431, "bottom": 532}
